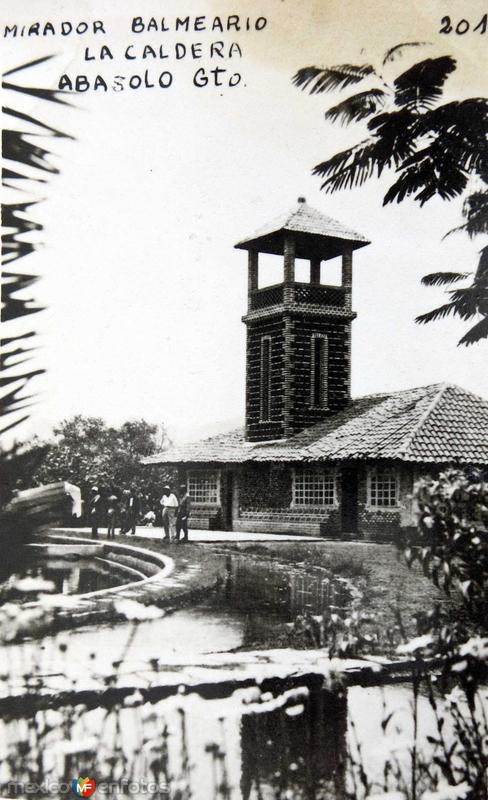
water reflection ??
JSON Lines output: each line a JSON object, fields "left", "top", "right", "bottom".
{"left": 240, "top": 687, "right": 347, "bottom": 800}
{"left": 6, "top": 557, "right": 131, "bottom": 596}
{"left": 223, "top": 555, "right": 351, "bottom": 618}
{"left": 0, "top": 683, "right": 350, "bottom": 800}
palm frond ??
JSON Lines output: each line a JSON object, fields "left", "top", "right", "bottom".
{"left": 325, "top": 89, "right": 387, "bottom": 125}
{"left": 456, "top": 191, "right": 488, "bottom": 238}
{"left": 313, "top": 138, "right": 393, "bottom": 193}
{"left": 382, "top": 42, "right": 429, "bottom": 65}
{"left": 385, "top": 143, "right": 469, "bottom": 205}
{"left": 394, "top": 56, "right": 456, "bottom": 110}
{"left": 415, "top": 302, "right": 458, "bottom": 324}
{"left": 1, "top": 58, "right": 74, "bottom": 438}
{"left": 447, "top": 287, "right": 480, "bottom": 319}
{"left": 421, "top": 272, "right": 471, "bottom": 287}
{"left": 458, "top": 315, "right": 488, "bottom": 346}
{"left": 292, "top": 63, "right": 374, "bottom": 94}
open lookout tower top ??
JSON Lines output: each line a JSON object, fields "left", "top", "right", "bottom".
{"left": 235, "top": 197, "right": 370, "bottom": 261}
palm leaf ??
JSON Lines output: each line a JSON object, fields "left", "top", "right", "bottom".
{"left": 292, "top": 63, "right": 374, "bottom": 94}
{"left": 382, "top": 42, "right": 429, "bottom": 65}
{"left": 385, "top": 143, "right": 469, "bottom": 205}
{"left": 447, "top": 287, "right": 480, "bottom": 319}
{"left": 313, "top": 138, "right": 391, "bottom": 192}
{"left": 421, "top": 272, "right": 471, "bottom": 287}
{"left": 475, "top": 246, "right": 488, "bottom": 278}
{"left": 325, "top": 89, "right": 387, "bottom": 125}
{"left": 458, "top": 315, "right": 488, "bottom": 346}
{"left": 415, "top": 302, "right": 458, "bottom": 324}
{"left": 454, "top": 191, "right": 488, "bottom": 238}
{"left": 1, "top": 58, "right": 73, "bottom": 438}
{"left": 394, "top": 56, "right": 456, "bottom": 110}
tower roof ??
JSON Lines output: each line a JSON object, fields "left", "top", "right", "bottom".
{"left": 235, "top": 197, "right": 370, "bottom": 260}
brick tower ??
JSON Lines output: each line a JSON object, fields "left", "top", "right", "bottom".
{"left": 235, "top": 197, "right": 370, "bottom": 442}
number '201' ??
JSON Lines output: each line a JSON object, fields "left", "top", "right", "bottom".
{"left": 440, "top": 14, "right": 488, "bottom": 34}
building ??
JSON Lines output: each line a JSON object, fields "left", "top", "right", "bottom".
{"left": 143, "top": 198, "right": 488, "bottom": 539}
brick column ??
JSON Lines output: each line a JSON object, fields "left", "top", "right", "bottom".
{"left": 342, "top": 246, "right": 353, "bottom": 310}
{"left": 310, "top": 257, "right": 321, "bottom": 285}
{"left": 248, "top": 249, "right": 258, "bottom": 311}
{"left": 283, "top": 234, "right": 295, "bottom": 305}
{"left": 283, "top": 314, "right": 294, "bottom": 437}
{"left": 341, "top": 246, "right": 354, "bottom": 400}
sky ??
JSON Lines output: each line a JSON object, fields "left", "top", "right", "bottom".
{"left": 2, "top": 0, "right": 488, "bottom": 446}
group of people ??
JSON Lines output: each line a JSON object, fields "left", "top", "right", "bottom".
{"left": 89, "top": 484, "right": 191, "bottom": 543}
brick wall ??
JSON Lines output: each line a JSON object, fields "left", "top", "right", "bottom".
{"left": 291, "top": 314, "right": 351, "bottom": 433}
{"left": 245, "top": 312, "right": 352, "bottom": 441}
{"left": 235, "top": 462, "right": 416, "bottom": 540}
{"left": 238, "top": 462, "right": 340, "bottom": 537}
{"left": 356, "top": 463, "right": 415, "bottom": 541}
{"left": 180, "top": 461, "right": 418, "bottom": 540}
{"left": 246, "top": 316, "right": 285, "bottom": 441}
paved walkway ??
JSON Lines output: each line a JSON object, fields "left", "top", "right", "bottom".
{"left": 56, "top": 526, "right": 321, "bottom": 543}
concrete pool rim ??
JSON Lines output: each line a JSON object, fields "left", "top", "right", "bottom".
{"left": 30, "top": 534, "right": 175, "bottom": 600}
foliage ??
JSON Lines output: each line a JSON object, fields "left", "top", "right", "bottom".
{"left": 293, "top": 49, "right": 488, "bottom": 204}
{"left": 293, "top": 45, "right": 488, "bottom": 345}
{"left": 408, "top": 469, "right": 488, "bottom": 629}
{"left": 31, "top": 415, "right": 174, "bottom": 511}
{"left": 1, "top": 56, "right": 72, "bottom": 436}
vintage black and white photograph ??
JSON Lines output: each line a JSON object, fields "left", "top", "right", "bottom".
{"left": 2, "top": 1, "right": 488, "bottom": 798}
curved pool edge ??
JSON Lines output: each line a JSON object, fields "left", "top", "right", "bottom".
{"left": 46, "top": 534, "right": 174, "bottom": 600}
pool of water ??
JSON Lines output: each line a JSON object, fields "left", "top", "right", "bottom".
{"left": 3, "top": 555, "right": 135, "bottom": 599}
{"left": 0, "top": 549, "right": 455, "bottom": 800}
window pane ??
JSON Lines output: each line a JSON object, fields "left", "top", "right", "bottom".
{"left": 260, "top": 337, "right": 272, "bottom": 421}
{"left": 370, "top": 470, "right": 398, "bottom": 507}
{"left": 293, "top": 469, "right": 335, "bottom": 506}
{"left": 188, "top": 472, "right": 219, "bottom": 504}
{"left": 311, "top": 335, "right": 328, "bottom": 408}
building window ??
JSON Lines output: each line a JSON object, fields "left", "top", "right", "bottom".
{"left": 260, "top": 335, "right": 272, "bottom": 421}
{"left": 293, "top": 468, "right": 335, "bottom": 506}
{"left": 311, "top": 334, "right": 328, "bottom": 408}
{"left": 188, "top": 471, "right": 219, "bottom": 505}
{"left": 369, "top": 469, "right": 398, "bottom": 508}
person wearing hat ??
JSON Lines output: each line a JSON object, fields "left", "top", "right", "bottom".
{"left": 89, "top": 486, "right": 102, "bottom": 539}
{"left": 106, "top": 492, "right": 119, "bottom": 540}
{"left": 160, "top": 485, "right": 178, "bottom": 542}
{"left": 176, "top": 484, "right": 191, "bottom": 543}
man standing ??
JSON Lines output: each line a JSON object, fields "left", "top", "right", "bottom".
{"left": 126, "top": 485, "right": 140, "bottom": 535}
{"left": 176, "top": 484, "right": 191, "bottom": 543}
{"left": 89, "top": 486, "right": 102, "bottom": 539}
{"left": 106, "top": 491, "right": 119, "bottom": 539}
{"left": 160, "top": 485, "right": 178, "bottom": 542}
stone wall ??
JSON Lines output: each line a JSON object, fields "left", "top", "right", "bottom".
{"left": 181, "top": 462, "right": 418, "bottom": 539}
{"left": 235, "top": 462, "right": 416, "bottom": 539}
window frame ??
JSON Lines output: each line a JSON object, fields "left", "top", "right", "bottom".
{"left": 187, "top": 469, "right": 221, "bottom": 506}
{"left": 310, "top": 333, "right": 329, "bottom": 410}
{"left": 367, "top": 467, "right": 400, "bottom": 510}
{"left": 260, "top": 334, "right": 272, "bottom": 422}
{"left": 291, "top": 466, "right": 337, "bottom": 508}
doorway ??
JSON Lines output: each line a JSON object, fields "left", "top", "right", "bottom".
{"left": 223, "top": 471, "right": 234, "bottom": 531}
{"left": 340, "top": 467, "right": 359, "bottom": 535}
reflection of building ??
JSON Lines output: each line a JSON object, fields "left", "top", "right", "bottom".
{"left": 240, "top": 685, "right": 347, "bottom": 800}
{"left": 144, "top": 198, "right": 488, "bottom": 539}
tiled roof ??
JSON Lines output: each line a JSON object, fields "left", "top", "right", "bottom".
{"left": 143, "top": 384, "right": 488, "bottom": 467}
{"left": 235, "top": 198, "right": 369, "bottom": 249}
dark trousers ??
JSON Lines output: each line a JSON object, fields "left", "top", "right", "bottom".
{"left": 91, "top": 521, "right": 99, "bottom": 539}
{"left": 176, "top": 517, "right": 188, "bottom": 541}
{"left": 127, "top": 512, "right": 137, "bottom": 535}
